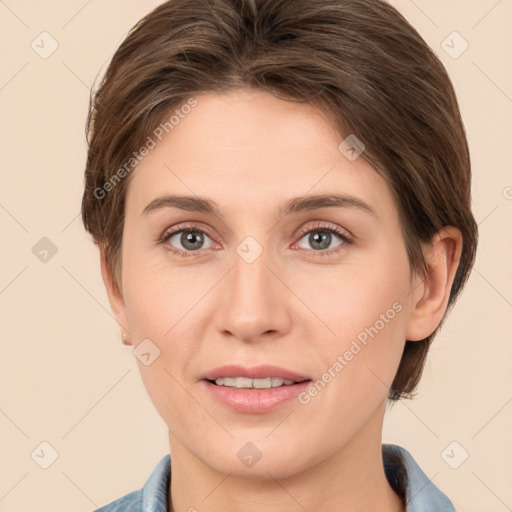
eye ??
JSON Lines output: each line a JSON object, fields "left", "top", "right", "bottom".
{"left": 158, "top": 221, "right": 353, "bottom": 258}
{"left": 159, "top": 224, "right": 216, "bottom": 256}
{"left": 295, "top": 222, "right": 353, "bottom": 256}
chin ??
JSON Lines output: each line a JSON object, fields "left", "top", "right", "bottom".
{"left": 196, "top": 435, "right": 317, "bottom": 481}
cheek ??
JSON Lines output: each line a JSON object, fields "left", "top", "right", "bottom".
{"left": 122, "top": 249, "right": 200, "bottom": 338}
{"left": 294, "top": 273, "right": 409, "bottom": 445}
{"left": 296, "top": 247, "right": 410, "bottom": 343}
{"left": 120, "top": 257, "right": 202, "bottom": 427}
{"left": 295, "top": 247, "right": 411, "bottom": 398}
{"left": 120, "top": 245, "right": 216, "bottom": 396}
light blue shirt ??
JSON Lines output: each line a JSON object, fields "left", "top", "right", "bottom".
{"left": 92, "top": 444, "right": 455, "bottom": 511}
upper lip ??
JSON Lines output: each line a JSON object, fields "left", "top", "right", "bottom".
{"left": 201, "top": 364, "right": 311, "bottom": 382}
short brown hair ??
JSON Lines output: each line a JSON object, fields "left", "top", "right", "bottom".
{"left": 81, "top": 0, "right": 478, "bottom": 400}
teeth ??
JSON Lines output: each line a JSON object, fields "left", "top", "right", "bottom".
{"left": 214, "top": 377, "right": 297, "bottom": 388}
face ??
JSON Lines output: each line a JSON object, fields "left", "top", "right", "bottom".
{"left": 112, "top": 89, "right": 419, "bottom": 479}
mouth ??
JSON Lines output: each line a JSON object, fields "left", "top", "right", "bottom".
{"left": 207, "top": 376, "right": 308, "bottom": 389}
{"left": 200, "top": 364, "right": 312, "bottom": 413}
{"left": 201, "top": 363, "right": 311, "bottom": 385}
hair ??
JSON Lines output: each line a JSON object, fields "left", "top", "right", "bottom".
{"left": 81, "top": 0, "right": 478, "bottom": 400}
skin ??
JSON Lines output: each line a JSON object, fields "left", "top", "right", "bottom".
{"left": 101, "top": 89, "right": 462, "bottom": 512}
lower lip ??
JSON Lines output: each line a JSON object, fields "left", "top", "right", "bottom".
{"left": 201, "top": 380, "right": 311, "bottom": 413}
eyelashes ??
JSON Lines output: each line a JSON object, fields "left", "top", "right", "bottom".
{"left": 294, "top": 222, "right": 353, "bottom": 256}
{"left": 158, "top": 221, "right": 354, "bottom": 259}
{"left": 159, "top": 226, "right": 215, "bottom": 257}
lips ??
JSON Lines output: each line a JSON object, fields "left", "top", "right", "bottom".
{"left": 200, "top": 364, "right": 310, "bottom": 383}
{"left": 200, "top": 364, "right": 312, "bottom": 413}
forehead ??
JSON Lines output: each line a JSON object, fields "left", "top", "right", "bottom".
{"left": 125, "top": 90, "right": 396, "bottom": 222}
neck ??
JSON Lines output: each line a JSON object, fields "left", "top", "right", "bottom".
{"left": 168, "top": 401, "right": 404, "bottom": 512}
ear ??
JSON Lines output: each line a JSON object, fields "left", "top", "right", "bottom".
{"left": 100, "top": 249, "right": 129, "bottom": 333}
{"left": 405, "top": 226, "right": 463, "bottom": 341}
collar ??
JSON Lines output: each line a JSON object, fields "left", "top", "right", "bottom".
{"left": 97, "top": 443, "right": 455, "bottom": 511}
{"left": 382, "top": 444, "right": 455, "bottom": 511}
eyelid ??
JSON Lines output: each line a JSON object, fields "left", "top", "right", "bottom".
{"left": 159, "top": 220, "right": 353, "bottom": 257}
{"left": 158, "top": 222, "right": 218, "bottom": 252}
{"left": 291, "top": 221, "right": 353, "bottom": 256}
{"left": 294, "top": 220, "right": 353, "bottom": 241}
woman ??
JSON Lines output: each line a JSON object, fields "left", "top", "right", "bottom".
{"left": 81, "top": 0, "right": 478, "bottom": 510}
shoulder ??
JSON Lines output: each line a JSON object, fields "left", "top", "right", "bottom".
{"left": 91, "top": 454, "right": 171, "bottom": 512}
{"left": 93, "top": 489, "right": 142, "bottom": 512}
{"left": 383, "top": 444, "right": 456, "bottom": 512}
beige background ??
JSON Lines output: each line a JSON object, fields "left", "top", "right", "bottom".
{"left": 0, "top": 0, "right": 511, "bottom": 511}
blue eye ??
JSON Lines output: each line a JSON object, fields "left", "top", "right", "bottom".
{"left": 161, "top": 227, "right": 214, "bottom": 254}
{"left": 294, "top": 224, "right": 352, "bottom": 257}
{"left": 297, "top": 228, "right": 346, "bottom": 252}
{"left": 159, "top": 222, "right": 353, "bottom": 258}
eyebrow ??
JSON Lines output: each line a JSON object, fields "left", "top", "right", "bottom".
{"left": 142, "top": 193, "right": 377, "bottom": 218}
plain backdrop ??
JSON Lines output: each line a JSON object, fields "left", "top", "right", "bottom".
{"left": 0, "top": 1, "right": 511, "bottom": 511}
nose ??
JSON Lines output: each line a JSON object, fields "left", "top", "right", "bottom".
{"left": 213, "top": 246, "right": 292, "bottom": 343}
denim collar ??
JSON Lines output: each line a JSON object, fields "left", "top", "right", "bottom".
{"left": 95, "top": 443, "right": 455, "bottom": 511}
